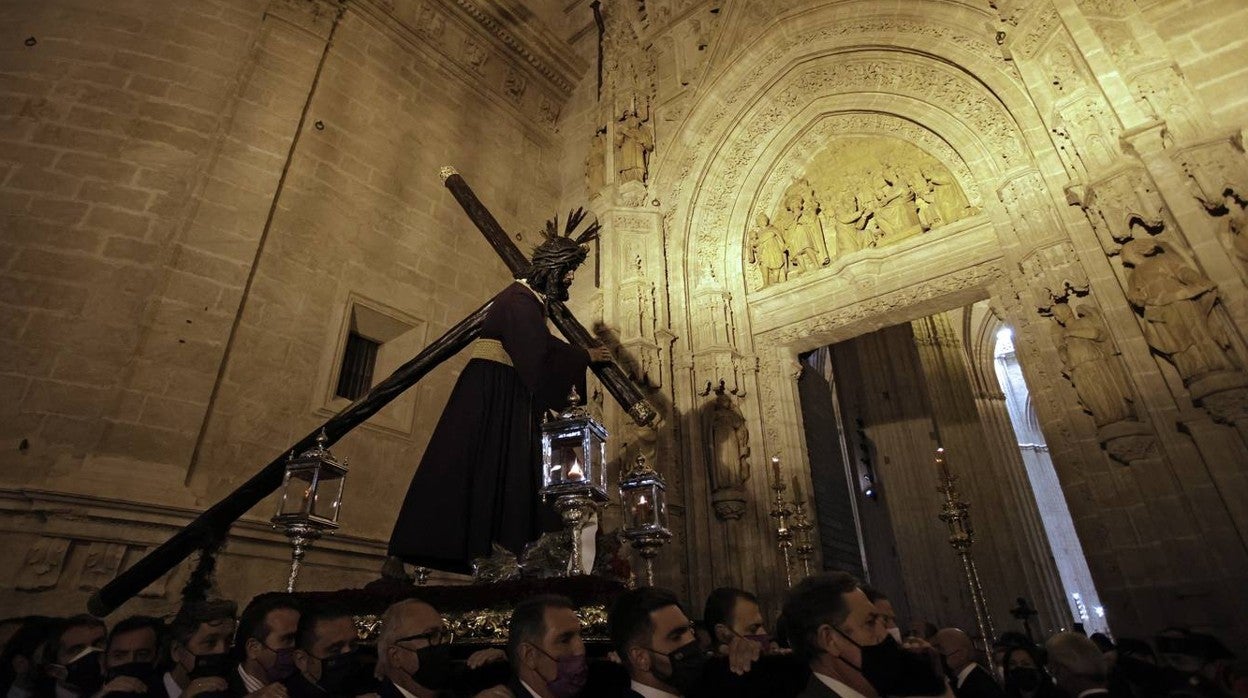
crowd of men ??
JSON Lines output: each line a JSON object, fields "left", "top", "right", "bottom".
{"left": 2, "top": 571, "right": 1243, "bottom": 698}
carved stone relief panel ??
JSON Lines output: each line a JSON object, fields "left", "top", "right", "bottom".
{"left": 1175, "top": 137, "right": 1248, "bottom": 267}
{"left": 689, "top": 54, "right": 1020, "bottom": 284}
{"left": 1068, "top": 164, "right": 1169, "bottom": 255}
{"left": 16, "top": 537, "right": 70, "bottom": 591}
{"left": 1130, "top": 64, "right": 1212, "bottom": 146}
{"left": 747, "top": 136, "right": 978, "bottom": 291}
{"left": 79, "top": 542, "right": 128, "bottom": 591}
{"left": 1054, "top": 94, "right": 1125, "bottom": 177}
{"left": 661, "top": 16, "right": 1009, "bottom": 220}
{"left": 998, "top": 170, "right": 1069, "bottom": 251}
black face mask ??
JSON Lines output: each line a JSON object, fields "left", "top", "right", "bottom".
{"left": 61, "top": 649, "right": 105, "bottom": 695}
{"left": 188, "top": 652, "right": 233, "bottom": 680}
{"left": 650, "top": 641, "right": 710, "bottom": 696}
{"left": 411, "top": 644, "right": 453, "bottom": 691}
{"left": 317, "top": 651, "right": 370, "bottom": 695}
{"left": 834, "top": 629, "right": 946, "bottom": 696}
{"left": 1007, "top": 667, "right": 1042, "bottom": 692}
{"left": 107, "top": 661, "right": 159, "bottom": 684}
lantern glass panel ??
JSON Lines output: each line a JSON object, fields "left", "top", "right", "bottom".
{"left": 545, "top": 431, "right": 586, "bottom": 488}
{"left": 278, "top": 467, "right": 318, "bottom": 519}
{"left": 624, "top": 482, "right": 667, "bottom": 530}
{"left": 309, "top": 470, "right": 345, "bottom": 523}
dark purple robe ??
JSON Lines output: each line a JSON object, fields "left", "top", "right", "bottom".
{"left": 388, "top": 282, "right": 590, "bottom": 574}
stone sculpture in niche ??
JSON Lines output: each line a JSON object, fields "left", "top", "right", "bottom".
{"left": 615, "top": 110, "right": 654, "bottom": 185}
{"left": 586, "top": 128, "right": 607, "bottom": 196}
{"left": 1051, "top": 301, "right": 1136, "bottom": 427}
{"left": 747, "top": 213, "right": 789, "bottom": 287}
{"left": 1121, "top": 239, "right": 1239, "bottom": 385}
{"left": 701, "top": 387, "right": 751, "bottom": 520}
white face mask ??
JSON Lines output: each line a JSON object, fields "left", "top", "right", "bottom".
{"left": 887, "top": 627, "right": 903, "bottom": 643}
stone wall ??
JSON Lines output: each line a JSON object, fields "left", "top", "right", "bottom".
{"left": 0, "top": 0, "right": 579, "bottom": 616}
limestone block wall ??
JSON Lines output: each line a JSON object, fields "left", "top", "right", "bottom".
{"left": 0, "top": 0, "right": 579, "bottom": 616}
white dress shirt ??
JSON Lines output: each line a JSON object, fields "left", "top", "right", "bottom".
{"left": 955, "top": 663, "right": 978, "bottom": 689}
{"left": 237, "top": 664, "right": 264, "bottom": 694}
{"left": 163, "top": 672, "right": 183, "bottom": 698}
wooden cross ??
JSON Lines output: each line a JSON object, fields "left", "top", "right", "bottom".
{"left": 440, "top": 166, "right": 656, "bottom": 426}
{"left": 89, "top": 169, "right": 655, "bottom": 615}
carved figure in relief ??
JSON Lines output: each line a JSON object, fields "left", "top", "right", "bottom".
{"left": 830, "top": 186, "right": 868, "bottom": 256}
{"left": 1121, "top": 239, "right": 1239, "bottom": 384}
{"left": 586, "top": 128, "right": 607, "bottom": 194}
{"left": 1051, "top": 302, "right": 1136, "bottom": 426}
{"left": 615, "top": 110, "right": 654, "bottom": 185}
{"left": 747, "top": 213, "right": 789, "bottom": 287}
{"left": 463, "top": 39, "right": 488, "bottom": 72}
{"left": 780, "top": 179, "right": 831, "bottom": 272}
{"left": 701, "top": 388, "right": 751, "bottom": 518}
{"left": 922, "top": 163, "right": 973, "bottom": 228}
{"left": 873, "top": 163, "right": 922, "bottom": 241}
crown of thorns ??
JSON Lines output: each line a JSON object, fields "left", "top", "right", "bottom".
{"left": 529, "top": 207, "right": 601, "bottom": 270}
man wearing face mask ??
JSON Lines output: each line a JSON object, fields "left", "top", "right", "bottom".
{"left": 703, "top": 587, "right": 774, "bottom": 673}
{"left": 165, "top": 600, "right": 239, "bottom": 698}
{"left": 98, "top": 616, "right": 166, "bottom": 697}
{"left": 608, "top": 587, "right": 710, "bottom": 698}
{"left": 42, "top": 616, "right": 107, "bottom": 698}
{"left": 233, "top": 595, "right": 299, "bottom": 698}
{"left": 374, "top": 599, "right": 457, "bottom": 698}
{"left": 931, "top": 629, "right": 1004, "bottom": 698}
{"left": 285, "top": 605, "right": 368, "bottom": 698}
{"left": 781, "top": 572, "right": 948, "bottom": 698}
{"left": 861, "top": 589, "right": 901, "bottom": 646}
{"left": 503, "top": 595, "right": 589, "bottom": 698}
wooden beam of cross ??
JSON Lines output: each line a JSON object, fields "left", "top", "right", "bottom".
{"left": 440, "top": 166, "right": 658, "bottom": 427}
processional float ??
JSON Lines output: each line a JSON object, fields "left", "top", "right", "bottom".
{"left": 88, "top": 169, "right": 658, "bottom": 617}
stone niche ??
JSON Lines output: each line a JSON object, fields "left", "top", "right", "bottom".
{"left": 746, "top": 136, "right": 978, "bottom": 291}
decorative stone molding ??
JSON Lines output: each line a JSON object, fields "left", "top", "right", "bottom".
{"left": 448, "top": 0, "right": 582, "bottom": 96}
{"left": 686, "top": 54, "right": 1024, "bottom": 280}
{"left": 659, "top": 13, "right": 1016, "bottom": 218}
{"left": 351, "top": 0, "right": 577, "bottom": 137}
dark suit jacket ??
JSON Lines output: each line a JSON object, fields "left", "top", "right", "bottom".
{"left": 955, "top": 665, "right": 1007, "bottom": 698}
{"left": 795, "top": 674, "right": 848, "bottom": 698}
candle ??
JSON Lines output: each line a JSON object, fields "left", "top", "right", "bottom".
{"left": 771, "top": 456, "right": 781, "bottom": 483}
{"left": 631, "top": 493, "right": 653, "bottom": 523}
{"left": 567, "top": 458, "right": 584, "bottom": 481}
{"left": 792, "top": 475, "right": 803, "bottom": 502}
{"left": 935, "top": 447, "right": 950, "bottom": 480}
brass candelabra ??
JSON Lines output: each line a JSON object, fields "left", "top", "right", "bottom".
{"left": 769, "top": 456, "right": 795, "bottom": 588}
{"left": 935, "top": 447, "right": 996, "bottom": 673}
{"left": 791, "top": 496, "right": 815, "bottom": 579}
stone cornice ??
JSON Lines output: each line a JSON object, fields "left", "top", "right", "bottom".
{"left": 449, "top": 0, "right": 586, "bottom": 96}
{"left": 0, "top": 486, "right": 387, "bottom": 555}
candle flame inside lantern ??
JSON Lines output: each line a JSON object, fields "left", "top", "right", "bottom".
{"left": 567, "top": 458, "right": 584, "bottom": 481}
